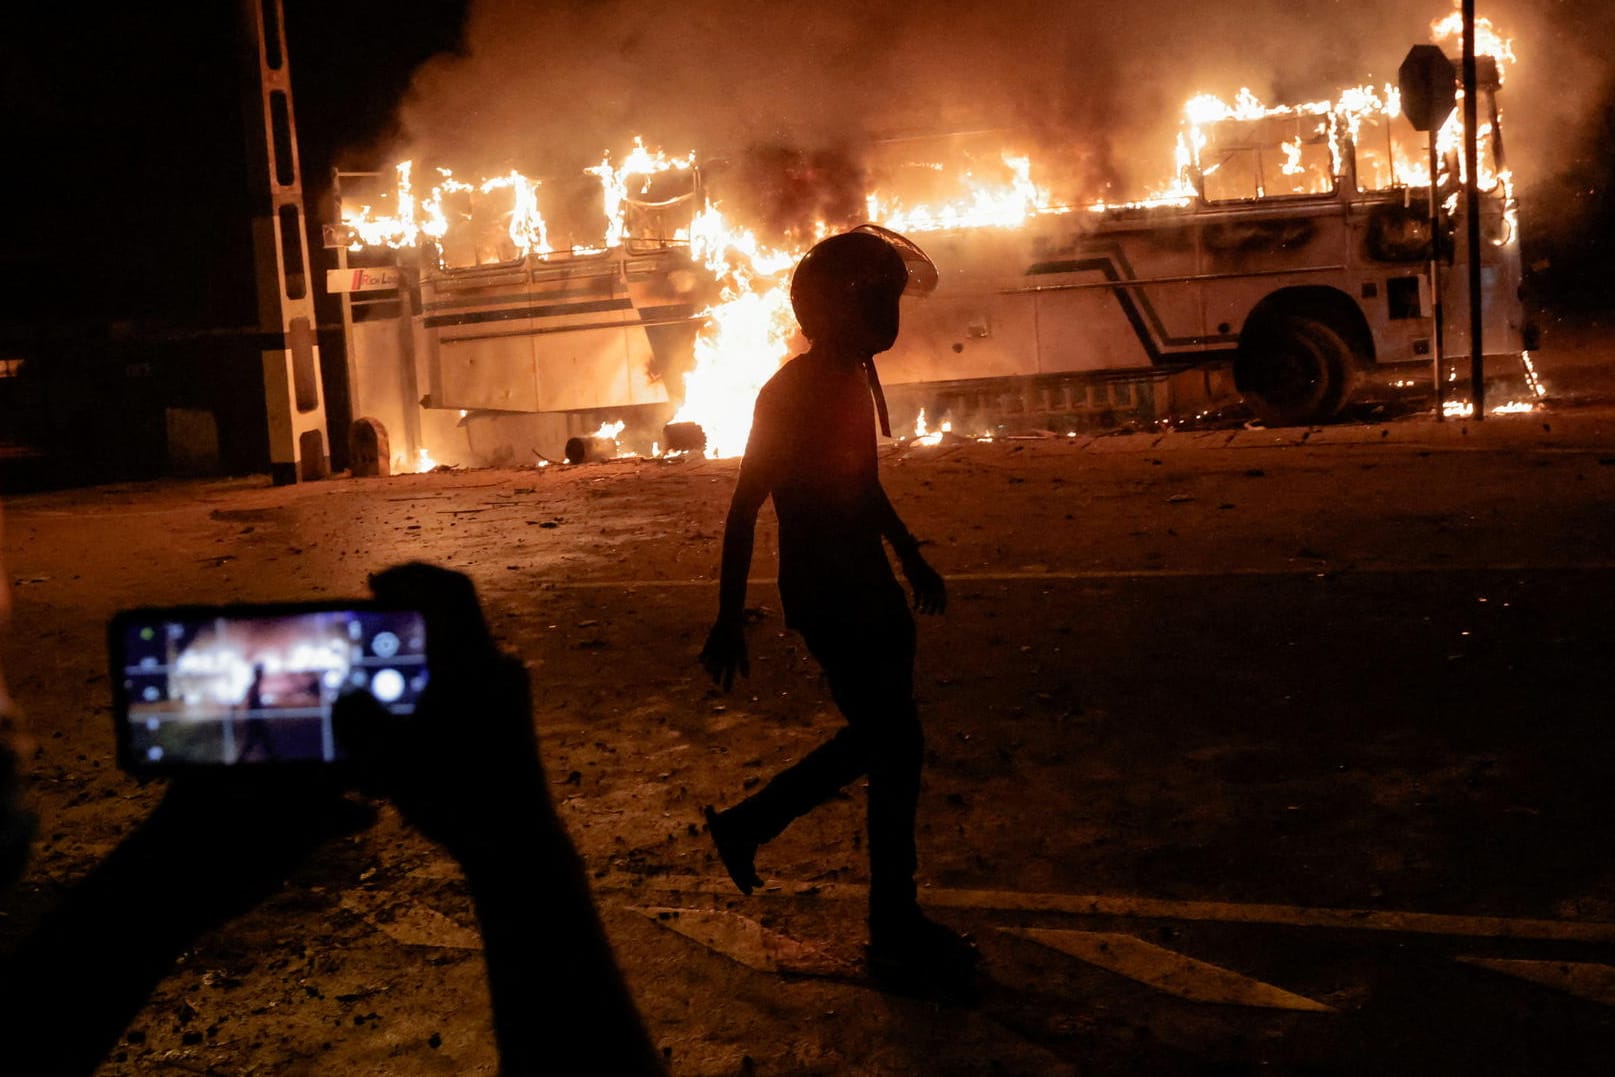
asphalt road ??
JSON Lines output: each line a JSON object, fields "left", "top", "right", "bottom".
{"left": 3, "top": 402, "right": 1615, "bottom": 1075}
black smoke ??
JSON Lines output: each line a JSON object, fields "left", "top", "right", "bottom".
{"left": 350, "top": 0, "right": 1612, "bottom": 291}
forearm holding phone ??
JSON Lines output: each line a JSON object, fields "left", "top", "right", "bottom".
{"left": 334, "top": 563, "right": 665, "bottom": 1074}
{"left": 0, "top": 562, "right": 662, "bottom": 1075}
{"left": 0, "top": 781, "right": 368, "bottom": 1076}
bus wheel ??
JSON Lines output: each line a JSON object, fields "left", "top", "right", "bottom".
{"left": 1235, "top": 314, "right": 1356, "bottom": 427}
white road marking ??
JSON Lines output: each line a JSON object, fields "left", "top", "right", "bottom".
{"left": 604, "top": 875, "right": 1615, "bottom": 944}
{"left": 632, "top": 906, "right": 855, "bottom": 976}
{"left": 922, "top": 887, "right": 1615, "bottom": 944}
{"left": 511, "top": 563, "right": 1615, "bottom": 590}
{"left": 1005, "top": 928, "right": 1334, "bottom": 1012}
{"left": 1457, "top": 957, "right": 1615, "bottom": 1006}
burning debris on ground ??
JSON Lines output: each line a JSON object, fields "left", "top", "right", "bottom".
{"left": 564, "top": 421, "right": 627, "bottom": 466}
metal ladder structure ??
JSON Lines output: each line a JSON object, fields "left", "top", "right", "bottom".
{"left": 241, "top": 0, "right": 329, "bottom": 483}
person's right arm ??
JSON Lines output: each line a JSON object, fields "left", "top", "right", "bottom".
{"left": 698, "top": 402, "right": 776, "bottom": 692}
{"left": 335, "top": 563, "right": 665, "bottom": 1075}
{"left": 697, "top": 465, "right": 769, "bottom": 692}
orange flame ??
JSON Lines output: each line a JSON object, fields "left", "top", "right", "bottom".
{"left": 586, "top": 137, "right": 696, "bottom": 251}
{"left": 1430, "top": 6, "right": 1516, "bottom": 83}
{"left": 344, "top": 10, "right": 1520, "bottom": 461}
{"left": 867, "top": 152, "right": 1064, "bottom": 233}
{"left": 675, "top": 205, "right": 803, "bottom": 458}
{"left": 911, "top": 408, "right": 952, "bottom": 447}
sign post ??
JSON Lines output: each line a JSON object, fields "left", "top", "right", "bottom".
{"left": 1399, "top": 44, "right": 1457, "bottom": 420}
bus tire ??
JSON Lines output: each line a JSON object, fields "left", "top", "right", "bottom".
{"left": 1235, "top": 314, "right": 1356, "bottom": 427}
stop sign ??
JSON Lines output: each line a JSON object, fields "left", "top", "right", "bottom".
{"left": 1399, "top": 45, "right": 1457, "bottom": 132}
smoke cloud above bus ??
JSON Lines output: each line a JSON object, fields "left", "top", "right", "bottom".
{"left": 369, "top": 0, "right": 1611, "bottom": 205}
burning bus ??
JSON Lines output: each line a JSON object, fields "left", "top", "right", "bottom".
{"left": 330, "top": 17, "right": 1535, "bottom": 471}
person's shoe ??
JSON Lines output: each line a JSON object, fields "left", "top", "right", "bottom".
{"left": 704, "top": 805, "right": 763, "bottom": 895}
{"left": 866, "top": 910, "right": 982, "bottom": 1002}
{"left": 869, "top": 910, "right": 981, "bottom": 968}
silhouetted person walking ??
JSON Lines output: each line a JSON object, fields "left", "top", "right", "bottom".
{"left": 699, "top": 225, "right": 978, "bottom": 992}
{"left": 236, "top": 662, "right": 276, "bottom": 762}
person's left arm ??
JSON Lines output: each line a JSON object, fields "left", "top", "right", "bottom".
{"left": 871, "top": 484, "right": 947, "bottom": 615}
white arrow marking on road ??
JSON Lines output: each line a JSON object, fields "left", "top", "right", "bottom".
{"left": 1006, "top": 929, "right": 1335, "bottom": 1012}
{"left": 606, "top": 875, "right": 1615, "bottom": 944}
{"left": 339, "top": 890, "right": 483, "bottom": 950}
{"left": 1458, "top": 957, "right": 1615, "bottom": 1006}
{"left": 633, "top": 906, "right": 857, "bottom": 976}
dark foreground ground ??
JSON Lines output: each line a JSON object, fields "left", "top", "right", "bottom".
{"left": 4, "top": 338, "right": 1615, "bottom": 1075}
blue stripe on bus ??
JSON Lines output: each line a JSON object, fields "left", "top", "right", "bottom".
{"left": 1026, "top": 249, "right": 1238, "bottom": 365}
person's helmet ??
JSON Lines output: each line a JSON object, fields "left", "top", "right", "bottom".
{"left": 789, "top": 224, "right": 937, "bottom": 342}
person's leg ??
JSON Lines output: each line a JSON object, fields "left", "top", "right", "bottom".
{"left": 718, "top": 722, "right": 870, "bottom": 845}
{"left": 707, "top": 611, "right": 901, "bottom": 891}
{"left": 706, "top": 717, "right": 868, "bottom": 894}
{"left": 813, "top": 615, "right": 922, "bottom": 926}
{"left": 820, "top": 609, "right": 979, "bottom": 982}
{"left": 786, "top": 607, "right": 939, "bottom": 935}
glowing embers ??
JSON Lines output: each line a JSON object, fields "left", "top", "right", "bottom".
{"left": 1519, "top": 350, "right": 1546, "bottom": 401}
{"left": 1438, "top": 348, "right": 1548, "bottom": 418}
{"left": 1441, "top": 399, "right": 1539, "bottom": 418}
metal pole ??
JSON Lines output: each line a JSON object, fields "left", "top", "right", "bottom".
{"left": 1462, "top": 0, "right": 1485, "bottom": 418}
{"left": 1429, "top": 127, "right": 1445, "bottom": 420}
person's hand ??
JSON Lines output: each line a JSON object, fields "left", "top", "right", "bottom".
{"left": 899, "top": 549, "right": 948, "bottom": 615}
{"left": 332, "top": 562, "right": 549, "bottom": 865}
{"left": 698, "top": 618, "right": 749, "bottom": 692}
{"left": 142, "top": 771, "right": 373, "bottom": 896}
{"left": 0, "top": 710, "right": 35, "bottom": 891}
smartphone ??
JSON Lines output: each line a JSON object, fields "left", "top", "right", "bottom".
{"left": 109, "top": 601, "right": 429, "bottom": 773}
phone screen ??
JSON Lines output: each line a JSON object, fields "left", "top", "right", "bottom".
{"left": 111, "top": 604, "right": 428, "bottom": 770}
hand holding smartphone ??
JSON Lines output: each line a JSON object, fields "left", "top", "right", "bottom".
{"left": 109, "top": 601, "right": 429, "bottom": 774}
{"left": 90, "top": 566, "right": 663, "bottom": 1073}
